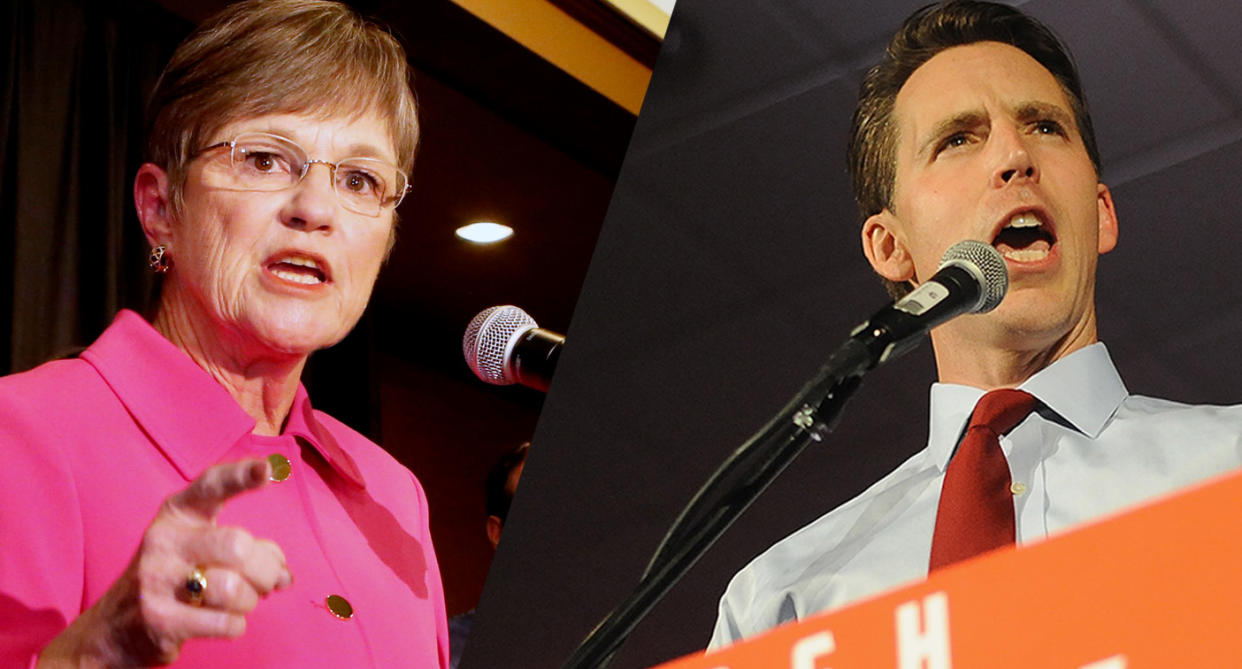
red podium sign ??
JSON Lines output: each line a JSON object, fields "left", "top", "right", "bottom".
{"left": 657, "top": 468, "right": 1242, "bottom": 668}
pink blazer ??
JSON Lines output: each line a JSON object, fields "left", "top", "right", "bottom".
{"left": 0, "top": 310, "right": 449, "bottom": 668}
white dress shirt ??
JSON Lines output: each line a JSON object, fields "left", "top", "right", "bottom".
{"left": 709, "top": 343, "right": 1242, "bottom": 648}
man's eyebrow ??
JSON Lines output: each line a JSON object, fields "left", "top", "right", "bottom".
{"left": 914, "top": 101, "right": 1077, "bottom": 159}
{"left": 917, "top": 110, "right": 987, "bottom": 160}
{"left": 1014, "top": 101, "right": 1075, "bottom": 129}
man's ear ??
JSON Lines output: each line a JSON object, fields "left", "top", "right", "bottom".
{"left": 861, "top": 210, "right": 916, "bottom": 283}
{"left": 134, "top": 163, "right": 174, "bottom": 248}
{"left": 486, "top": 515, "right": 503, "bottom": 551}
{"left": 1096, "top": 183, "right": 1118, "bottom": 255}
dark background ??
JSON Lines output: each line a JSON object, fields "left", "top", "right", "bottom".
{"left": 466, "top": 1, "right": 1242, "bottom": 668}
{"left": 0, "top": 0, "right": 649, "bottom": 620}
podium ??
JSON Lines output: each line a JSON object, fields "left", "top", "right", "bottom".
{"left": 656, "top": 468, "right": 1242, "bottom": 668}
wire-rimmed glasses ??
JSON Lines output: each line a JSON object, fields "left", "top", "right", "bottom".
{"left": 195, "top": 132, "right": 409, "bottom": 217}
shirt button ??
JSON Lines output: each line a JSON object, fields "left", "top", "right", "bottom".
{"left": 267, "top": 453, "right": 292, "bottom": 482}
{"left": 326, "top": 594, "right": 354, "bottom": 620}
{"left": 1010, "top": 481, "right": 1027, "bottom": 496}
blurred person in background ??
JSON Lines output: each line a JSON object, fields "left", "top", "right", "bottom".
{"left": 449, "top": 441, "right": 530, "bottom": 668}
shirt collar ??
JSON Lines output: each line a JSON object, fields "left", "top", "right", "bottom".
{"left": 282, "top": 384, "right": 366, "bottom": 488}
{"left": 80, "top": 310, "right": 365, "bottom": 488}
{"left": 926, "top": 342, "right": 1129, "bottom": 469}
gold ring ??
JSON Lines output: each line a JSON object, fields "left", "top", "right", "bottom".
{"left": 184, "top": 566, "right": 207, "bottom": 606}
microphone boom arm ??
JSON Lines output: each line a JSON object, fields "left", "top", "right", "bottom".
{"left": 562, "top": 338, "right": 872, "bottom": 669}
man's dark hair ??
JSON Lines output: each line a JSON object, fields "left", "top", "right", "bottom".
{"left": 485, "top": 441, "right": 530, "bottom": 522}
{"left": 848, "top": 0, "right": 1100, "bottom": 298}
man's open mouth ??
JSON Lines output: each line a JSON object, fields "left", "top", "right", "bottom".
{"left": 993, "top": 212, "right": 1055, "bottom": 262}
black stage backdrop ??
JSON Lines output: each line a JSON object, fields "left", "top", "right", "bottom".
{"left": 465, "top": 1, "right": 1242, "bottom": 668}
{"left": 0, "top": 0, "right": 186, "bottom": 374}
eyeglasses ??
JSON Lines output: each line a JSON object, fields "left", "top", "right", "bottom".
{"left": 194, "top": 132, "right": 410, "bottom": 217}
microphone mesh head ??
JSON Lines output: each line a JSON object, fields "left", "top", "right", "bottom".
{"left": 463, "top": 305, "right": 537, "bottom": 385}
{"left": 938, "top": 240, "right": 1008, "bottom": 313}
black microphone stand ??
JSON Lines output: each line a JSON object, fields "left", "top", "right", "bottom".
{"left": 562, "top": 338, "right": 875, "bottom": 669}
{"left": 562, "top": 244, "right": 998, "bottom": 668}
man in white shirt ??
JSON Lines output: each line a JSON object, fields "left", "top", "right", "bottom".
{"left": 709, "top": 0, "right": 1242, "bottom": 648}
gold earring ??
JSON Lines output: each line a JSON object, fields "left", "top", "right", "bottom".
{"left": 148, "top": 245, "right": 170, "bottom": 273}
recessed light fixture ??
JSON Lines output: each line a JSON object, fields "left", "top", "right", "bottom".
{"left": 455, "top": 221, "right": 514, "bottom": 244}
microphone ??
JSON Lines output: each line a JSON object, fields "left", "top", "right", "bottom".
{"left": 850, "top": 239, "right": 1008, "bottom": 367}
{"left": 463, "top": 305, "right": 565, "bottom": 392}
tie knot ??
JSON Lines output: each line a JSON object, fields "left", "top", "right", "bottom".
{"left": 968, "top": 388, "right": 1037, "bottom": 436}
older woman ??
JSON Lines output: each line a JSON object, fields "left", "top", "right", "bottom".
{"left": 0, "top": 1, "right": 447, "bottom": 666}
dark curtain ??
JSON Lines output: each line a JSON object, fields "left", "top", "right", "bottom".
{"left": 0, "top": 0, "right": 378, "bottom": 438}
{"left": 0, "top": 0, "right": 189, "bottom": 373}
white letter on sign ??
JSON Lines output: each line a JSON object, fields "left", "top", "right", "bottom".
{"left": 790, "top": 631, "right": 835, "bottom": 669}
{"left": 895, "top": 592, "right": 951, "bottom": 669}
{"left": 1079, "top": 655, "right": 1127, "bottom": 669}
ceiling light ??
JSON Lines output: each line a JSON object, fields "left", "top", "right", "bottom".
{"left": 456, "top": 222, "right": 514, "bottom": 244}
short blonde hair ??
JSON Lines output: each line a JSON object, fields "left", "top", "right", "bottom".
{"left": 145, "top": 0, "right": 418, "bottom": 218}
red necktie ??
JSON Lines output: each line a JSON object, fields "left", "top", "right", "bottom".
{"left": 929, "top": 389, "right": 1037, "bottom": 571}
